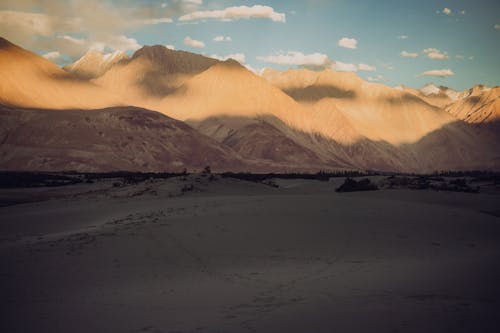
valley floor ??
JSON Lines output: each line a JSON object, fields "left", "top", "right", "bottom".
{"left": 1, "top": 175, "right": 500, "bottom": 332}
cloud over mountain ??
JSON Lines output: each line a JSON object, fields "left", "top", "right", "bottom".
{"left": 331, "top": 61, "right": 357, "bottom": 72}
{"left": 420, "top": 69, "right": 454, "bottom": 77}
{"left": 42, "top": 51, "right": 61, "bottom": 60}
{"left": 178, "top": 5, "right": 286, "bottom": 22}
{"left": 213, "top": 36, "right": 232, "bottom": 42}
{"left": 338, "top": 37, "right": 357, "bottom": 49}
{"left": 211, "top": 53, "right": 246, "bottom": 64}
{"left": 0, "top": 0, "right": 175, "bottom": 60}
{"left": 257, "top": 51, "right": 329, "bottom": 67}
{"left": 400, "top": 51, "right": 419, "bottom": 58}
{"left": 184, "top": 36, "right": 205, "bottom": 48}
{"left": 357, "top": 63, "right": 376, "bottom": 71}
{"left": 424, "top": 48, "right": 449, "bottom": 60}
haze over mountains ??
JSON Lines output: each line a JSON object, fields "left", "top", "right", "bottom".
{"left": 0, "top": 36, "right": 499, "bottom": 172}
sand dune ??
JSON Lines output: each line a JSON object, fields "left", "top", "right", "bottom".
{"left": 1, "top": 175, "right": 500, "bottom": 332}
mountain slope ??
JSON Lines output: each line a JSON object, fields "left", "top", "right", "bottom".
{"left": 160, "top": 60, "right": 314, "bottom": 130}
{"left": 445, "top": 86, "right": 499, "bottom": 125}
{"left": 1, "top": 37, "right": 498, "bottom": 172}
{"left": 262, "top": 68, "right": 457, "bottom": 145}
{"left": 0, "top": 104, "right": 242, "bottom": 172}
{"left": 156, "top": 60, "right": 340, "bottom": 169}
{"left": 261, "top": 68, "right": 500, "bottom": 171}
{"left": 95, "top": 45, "right": 219, "bottom": 103}
{"left": 64, "top": 50, "right": 129, "bottom": 79}
{"left": 0, "top": 37, "right": 123, "bottom": 109}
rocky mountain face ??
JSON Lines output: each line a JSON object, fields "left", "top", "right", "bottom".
{"left": 395, "top": 83, "right": 460, "bottom": 108}
{"left": 0, "top": 37, "right": 498, "bottom": 173}
{"left": 445, "top": 86, "right": 499, "bottom": 125}
{"left": 0, "top": 104, "right": 242, "bottom": 172}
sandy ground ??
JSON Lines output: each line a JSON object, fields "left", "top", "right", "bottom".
{"left": 1, "top": 175, "right": 500, "bottom": 333}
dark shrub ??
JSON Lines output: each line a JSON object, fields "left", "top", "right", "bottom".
{"left": 181, "top": 184, "right": 194, "bottom": 192}
{"left": 336, "top": 178, "right": 378, "bottom": 192}
{"left": 202, "top": 166, "right": 211, "bottom": 175}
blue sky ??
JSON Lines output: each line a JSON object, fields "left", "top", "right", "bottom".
{"left": 1, "top": 0, "right": 499, "bottom": 89}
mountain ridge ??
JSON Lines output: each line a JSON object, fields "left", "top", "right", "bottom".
{"left": 1, "top": 37, "right": 499, "bottom": 173}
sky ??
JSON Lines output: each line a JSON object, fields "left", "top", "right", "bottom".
{"left": 1, "top": 0, "right": 499, "bottom": 90}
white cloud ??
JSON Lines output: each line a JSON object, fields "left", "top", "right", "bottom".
{"left": 52, "top": 33, "right": 140, "bottom": 58}
{"left": 419, "top": 69, "right": 454, "bottom": 77}
{"left": 331, "top": 61, "right": 357, "bottom": 72}
{"left": 211, "top": 53, "right": 246, "bottom": 64}
{"left": 256, "top": 51, "right": 375, "bottom": 74}
{"left": 257, "top": 51, "right": 329, "bottom": 67}
{"left": 442, "top": 8, "right": 452, "bottom": 15}
{"left": 456, "top": 54, "right": 465, "bottom": 60}
{"left": 162, "top": 0, "right": 202, "bottom": 11}
{"left": 367, "top": 74, "right": 384, "bottom": 82}
{"left": 165, "top": 44, "right": 176, "bottom": 50}
{"left": 381, "top": 63, "right": 395, "bottom": 70}
{"left": 338, "top": 37, "right": 357, "bottom": 49}
{"left": 400, "top": 50, "right": 419, "bottom": 58}
{"left": 423, "top": 48, "right": 449, "bottom": 60}
{"left": 43, "top": 51, "right": 61, "bottom": 60}
{"left": 58, "top": 35, "right": 85, "bottom": 45}
{"left": 460, "top": 10, "right": 466, "bottom": 15}
{"left": 213, "top": 35, "right": 232, "bottom": 42}
{"left": 398, "top": 35, "right": 409, "bottom": 39}
{"left": 358, "top": 63, "right": 376, "bottom": 71}
{"left": 0, "top": 1, "right": 178, "bottom": 61}
{"left": 0, "top": 10, "right": 53, "bottom": 36}
{"left": 183, "top": 36, "right": 205, "bottom": 48}
{"left": 139, "top": 18, "right": 173, "bottom": 25}
{"left": 179, "top": 5, "right": 286, "bottom": 23}
{"left": 495, "top": 24, "right": 500, "bottom": 30}
{"left": 244, "top": 64, "right": 262, "bottom": 74}
{"left": 104, "top": 35, "right": 141, "bottom": 52}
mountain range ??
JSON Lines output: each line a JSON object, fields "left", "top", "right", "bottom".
{"left": 0, "top": 36, "right": 498, "bottom": 172}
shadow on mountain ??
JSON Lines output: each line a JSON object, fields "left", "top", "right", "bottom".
{"left": 131, "top": 45, "right": 218, "bottom": 75}
{"left": 48, "top": 72, "right": 97, "bottom": 83}
{"left": 383, "top": 93, "right": 432, "bottom": 106}
{"left": 283, "top": 84, "right": 356, "bottom": 102}
{"left": 467, "top": 96, "right": 481, "bottom": 105}
{"left": 1, "top": 103, "right": 499, "bottom": 173}
{"left": 189, "top": 114, "right": 500, "bottom": 173}
{"left": 135, "top": 71, "right": 180, "bottom": 97}
{"left": 0, "top": 104, "right": 243, "bottom": 172}
{"left": 188, "top": 116, "right": 329, "bottom": 169}
{"left": 124, "top": 45, "right": 221, "bottom": 97}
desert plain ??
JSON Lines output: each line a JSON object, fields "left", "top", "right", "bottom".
{"left": 1, "top": 174, "right": 499, "bottom": 333}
